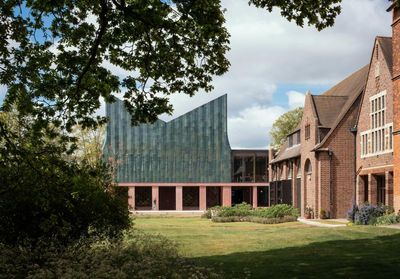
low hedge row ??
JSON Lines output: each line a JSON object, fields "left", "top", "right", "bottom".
{"left": 211, "top": 215, "right": 297, "bottom": 224}
{"left": 203, "top": 203, "right": 299, "bottom": 224}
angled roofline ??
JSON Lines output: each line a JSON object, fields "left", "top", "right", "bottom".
{"left": 313, "top": 87, "right": 364, "bottom": 151}
{"left": 269, "top": 143, "right": 301, "bottom": 164}
{"left": 354, "top": 37, "right": 393, "bottom": 132}
{"left": 313, "top": 65, "right": 369, "bottom": 151}
{"left": 308, "top": 92, "right": 319, "bottom": 122}
{"left": 387, "top": 0, "right": 398, "bottom": 12}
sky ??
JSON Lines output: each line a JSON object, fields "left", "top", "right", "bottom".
{"left": 0, "top": 0, "right": 392, "bottom": 148}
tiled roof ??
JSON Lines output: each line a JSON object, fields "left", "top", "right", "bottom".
{"left": 271, "top": 65, "right": 369, "bottom": 163}
{"left": 321, "top": 65, "right": 369, "bottom": 97}
{"left": 312, "top": 95, "right": 348, "bottom": 128}
{"left": 270, "top": 142, "right": 301, "bottom": 164}
{"left": 313, "top": 66, "right": 369, "bottom": 150}
{"left": 378, "top": 37, "right": 393, "bottom": 75}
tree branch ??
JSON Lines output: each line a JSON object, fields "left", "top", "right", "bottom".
{"left": 74, "top": 0, "right": 109, "bottom": 97}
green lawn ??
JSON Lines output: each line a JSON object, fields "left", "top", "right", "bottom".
{"left": 134, "top": 217, "right": 400, "bottom": 279}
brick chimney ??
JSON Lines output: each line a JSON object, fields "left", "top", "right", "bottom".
{"left": 390, "top": 0, "right": 400, "bottom": 211}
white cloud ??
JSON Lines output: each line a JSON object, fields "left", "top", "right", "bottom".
{"left": 225, "top": 0, "right": 390, "bottom": 84}
{"left": 228, "top": 105, "right": 286, "bottom": 149}
{"left": 160, "top": 0, "right": 391, "bottom": 147}
{"left": 287, "top": 91, "right": 305, "bottom": 109}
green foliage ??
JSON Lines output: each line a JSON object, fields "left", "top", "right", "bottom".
{"left": 0, "top": 0, "right": 230, "bottom": 131}
{"left": 347, "top": 203, "right": 391, "bottom": 225}
{"left": 270, "top": 107, "right": 303, "bottom": 149}
{"left": 216, "top": 203, "right": 253, "bottom": 217}
{"left": 249, "top": 0, "right": 342, "bottom": 31}
{"left": 252, "top": 204, "right": 300, "bottom": 219}
{"left": 320, "top": 209, "right": 328, "bottom": 219}
{"left": 201, "top": 210, "right": 212, "bottom": 219}
{"left": 0, "top": 112, "right": 130, "bottom": 245}
{"left": 209, "top": 203, "right": 299, "bottom": 224}
{"left": 211, "top": 215, "right": 297, "bottom": 224}
{"left": 376, "top": 214, "right": 400, "bottom": 226}
{"left": 70, "top": 124, "right": 106, "bottom": 167}
{"left": 1, "top": 1, "right": 341, "bottom": 133}
{"left": 0, "top": 231, "right": 220, "bottom": 279}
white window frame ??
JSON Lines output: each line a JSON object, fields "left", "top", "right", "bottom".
{"left": 361, "top": 91, "right": 392, "bottom": 158}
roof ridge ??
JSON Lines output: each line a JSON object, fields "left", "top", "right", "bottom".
{"left": 313, "top": 95, "right": 348, "bottom": 98}
{"left": 321, "top": 65, "right": 369, "bottom": 97}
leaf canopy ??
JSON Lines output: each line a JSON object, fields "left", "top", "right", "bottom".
{"left": 0, "top": 0, "right": 341, "bottom": 131}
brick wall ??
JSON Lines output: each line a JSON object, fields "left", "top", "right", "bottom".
{"left": 393, "top": 5, "right": 400, "bottom": 211}
{"left": 300, "top": 93, "right": 319, "bottom": 217}
{"left": 317, "top": 152, "right": 331, "bottom": 217}
{"left": 319, "top": 97, "right": 361, "bottom": 218}
{"left": 356, "top": 39, "right": 394, "bottom": 174}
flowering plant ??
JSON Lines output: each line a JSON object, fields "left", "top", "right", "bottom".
{"left": 304, "top": 205, "right": 313, "bottom": 219}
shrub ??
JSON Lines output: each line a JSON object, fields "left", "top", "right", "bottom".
{"left": 351, "top": 203, "right": 387, "bottom": 225}
{"left": 248, "top": 216, "right": 297, "bottom": 224}
{"left": 209, "top": 204, "right": 299, "bottom": 224}
{"left": 202, "top": 206, "right": 222, "bottom": 219}
{"left": 201, "top": 210, "right": 212, "bottom": 219}
{"left": 211, "top": 216, "right": 247, "bottom": 223}
{"left": 253, "top": 204, "right": 299, "bottom": 218}
{"left": 217, "top": 203, "right": 252, "bottom": 217}
{"left": 376, "top": 213, "right": 400, "bottom": 226}
{"left": 0, "top": 231, "right": 221, "bottom": 279}
{"left": 211, "top": 215, "right": 297, "bottom": 224}
{"left": 319, "top": 209, "right": 328, "bottom": 219}
{"left": 0, "top": 159, "right": 130, "bottom": 245}
{"left": 304, "top": 205, "right": 314, "bottom": 218}
{"left": 0, "top": 112, "right": 131, "bottom": 245}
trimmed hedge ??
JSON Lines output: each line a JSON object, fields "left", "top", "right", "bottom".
{"left": 205, "top": 203, "right": 299, "bottom": 224}
{"left": 211, "top": 215, "right": 297, "bottom": 224}
{"left": 217, "top": 203, "right": 253, "bottom": 217}
{"left": 252, "top": 204, "right": 299, "bottom": 219}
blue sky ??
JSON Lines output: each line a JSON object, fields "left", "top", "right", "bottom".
{"left": 0, "top": 0, "right": 393, "bottom": 148}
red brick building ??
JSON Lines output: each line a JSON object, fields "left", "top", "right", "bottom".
{"left": 271, "top": 2, "right": 400, "bottom": 218}
{"left": 270, "top": 68, "right": 368, "bottom": 218}
{"left": 356, "top": 37, "right": 394, "bottom": 208}
{"left": 389, "top": 1, "right": 400, "bottom": 212}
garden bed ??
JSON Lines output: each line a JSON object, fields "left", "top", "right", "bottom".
{"left": 204, "top": 203, "right": 299, "bottom": 224}
{"left": 211, "top": 215, "right": 297, "bottom": 224}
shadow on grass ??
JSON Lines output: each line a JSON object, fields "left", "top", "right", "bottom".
{"left": 194, "top": 232, "right": 400, "bottom": 279}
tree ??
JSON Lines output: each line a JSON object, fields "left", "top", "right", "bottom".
{"left": 0, "top": 0, "right": 342, "bottom": 132}
{"left": 270, "top": 107, "right": 303, "bottom": 149}
{"left": 70, "top": 124, "right": 106, "bottom": 167}
{"left": 0, "top": 111, "right": 129, "bottom": 245}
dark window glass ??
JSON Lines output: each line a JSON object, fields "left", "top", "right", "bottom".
{"left": 255, "top": 156, "right": 267, "bottom": 182}
{"left": 183, "top": 187, "right": 199, "bottom": 210}
{"left": 257, "top": 187, "right": 269, "bottom": 207}
{"left": 135, "top": 187, "right": 152, "bottom": 210}
{"left": 305, "top": 125, "right": 310, "bottom": 140}
{"left": 288, "top": 135, "right": 293, "bottom": 147}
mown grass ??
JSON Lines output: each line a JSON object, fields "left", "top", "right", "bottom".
{"left": 134, "top": 217, "right": 400, "bottom": 279}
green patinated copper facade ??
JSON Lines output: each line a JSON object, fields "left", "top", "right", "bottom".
{"left": 104, "top": 95, "right": 232, "bottom": 183}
